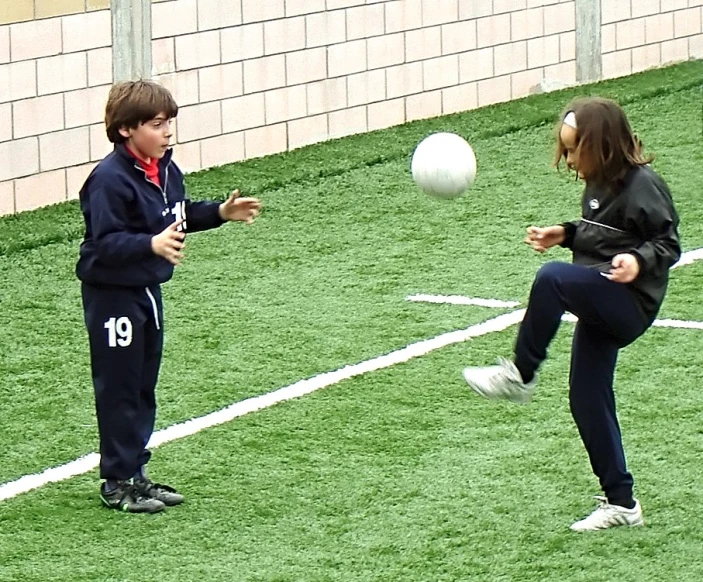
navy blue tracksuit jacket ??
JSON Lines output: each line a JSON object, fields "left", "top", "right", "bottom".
{"left": 77, "top": 144, "right": 223, "bottom": 286}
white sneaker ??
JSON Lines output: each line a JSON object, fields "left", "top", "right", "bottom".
{"left": 570, "top": 497, "right": 644, "bottom": 532}
{"left": 462, "top": 357, "right": 536, "bottom": 404}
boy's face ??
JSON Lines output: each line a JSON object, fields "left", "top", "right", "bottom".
{"left": 560, "top": 124, "right": 585, "bottom": 180}
{"left": 119, "top": 113, "right": 173, "bottom": 161}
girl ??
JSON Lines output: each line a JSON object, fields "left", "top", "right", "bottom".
{"left": 462, "top": 97, "right": 681, "bottom": 531}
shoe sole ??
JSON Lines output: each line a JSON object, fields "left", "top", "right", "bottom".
{"left": 462, "top": 370, "right": 493, "bottom": 399}
{"left": 462, "top": 369, "right": 532, "bottom": 404}
{"left": 570, "top": 518, "right": 644, "bottom": 532}
{"left": 159, "top": 496, "right": 184, "bottom": 507}
{"left": 100, "top": 494, "right": 166, "bottom": 514}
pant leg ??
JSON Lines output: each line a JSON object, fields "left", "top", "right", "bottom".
{"left": 569, "top": 323, "right": 633, "bottom": 502}
{"left": 82, "top": 284, "right": 150, "bottom": 480}
{"left": 136, "top": 285, "right": 164, "bottom": 471}
{"left": 514, "top": 262, "right": 649, "bottom": 378}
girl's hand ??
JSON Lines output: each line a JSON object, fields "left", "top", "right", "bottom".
{"left": 602, "top": 253, "right": 640, "bottom": 283}
{"left": 152, "top": 220, "right": 186, "bottom": 265}
{"left": 219, "top": 190, "right": 262, "bottom": 224}
{"left": 524, "top": 225, "right": 565, "bottom": 253}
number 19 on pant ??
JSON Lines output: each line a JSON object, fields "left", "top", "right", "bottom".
{"left": 104, "top": 317, "right": 133, "bottom": 348}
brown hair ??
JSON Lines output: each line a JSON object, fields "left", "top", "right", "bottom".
{"left": 105, "top": 80, "right": 178, "bottom": 144}
{"left": 554, "top": 97, "right": 652, "bottom": 189}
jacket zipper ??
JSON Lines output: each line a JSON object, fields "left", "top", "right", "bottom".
{"left": 134, "top": 161, "right": 171, "bottom": 205}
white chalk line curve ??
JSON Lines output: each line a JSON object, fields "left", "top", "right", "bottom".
{"left": 0, "top": 309, "right": 526, "bottom": 503}
{"left": 407, "top": 248, "right": 703, "bottom": 311}
{"left": 406, "top": 294, "right": 520, "bottom": 308}
{"left": 4, "top": 248, "right": 702, "bottom": 503}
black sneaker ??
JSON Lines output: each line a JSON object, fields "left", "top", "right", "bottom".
{"left": 133, "top": 477, "right": 185, "bottom": 506}
{"left": 100, "top": 480, "right": 165, "bottom": 513}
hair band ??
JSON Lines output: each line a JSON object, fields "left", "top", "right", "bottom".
{"left": 563, "top": 111, "right": 577, "bottom": 129}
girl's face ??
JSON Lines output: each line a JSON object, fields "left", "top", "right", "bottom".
{"left": 559, "top": 123, "right": 586, "bottom": 180}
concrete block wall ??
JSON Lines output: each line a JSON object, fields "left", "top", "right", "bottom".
{"left": 601, "top": 0, "right": 703, "bottom": 77}
{"left": 152, "top": 0, "right": 578, "bottom": 173}
{"left": 0, "top": 0, "right": 112, "bottom": 214}
{"left": 0, "top": 0, "right": 701, "bottom": 215}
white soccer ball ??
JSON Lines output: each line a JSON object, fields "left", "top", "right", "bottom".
{"left": 411, "top": 132, "right": 477, "bottom": 199}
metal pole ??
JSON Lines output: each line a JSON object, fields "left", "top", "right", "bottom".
{"left": 111, "top": 0, "right": 153, "bottom": 82}
{"left": 575, "top": 0, "right": 602, "bottom": 83}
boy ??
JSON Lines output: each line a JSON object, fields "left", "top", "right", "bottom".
{"left": 77, "top": 80, "right": 261, "bottom": 513}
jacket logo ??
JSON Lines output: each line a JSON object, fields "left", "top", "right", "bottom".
{"left": 589, "top": 198, "right": 600, "bottom": 210}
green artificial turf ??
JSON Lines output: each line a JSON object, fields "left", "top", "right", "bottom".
{"left": 0, "top": 61, "right": 701, "bottom": 581}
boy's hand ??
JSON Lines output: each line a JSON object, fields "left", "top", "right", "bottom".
{"left": 524, "top": 225, "right": 565, "bottom": 252}
{"left": 602, "top": 253, "right": 640, "bottom": 283}
{"left": 219, "top": 190, "right": 262, "bottom": 224}
{"left": 152, "top": 220, "right": 186, "bottom": 265}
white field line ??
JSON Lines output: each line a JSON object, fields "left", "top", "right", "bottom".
{"left": 0, "top": 309, "right": 526, "bottom": 503}
{"left": 672, "top": 247, "right": 703, "bottom": 269}
{"left": 560, "top": 312, "right": 703, "bottom": 329}
{"left": 406, "top": 294, "right": 520, "bottom": 308}
{"left": 408, "top": 247, "right": 703, "bottom": 311}
{"left": 651, "top": 319, "right": 703, "bottom": 330}
{"left": 3, "top": 248, "right": 701, "bottom": 503}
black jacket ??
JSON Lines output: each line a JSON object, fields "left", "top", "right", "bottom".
{"left": 76, "top": 144, "right": 224, "bottom": 288}
{"left": 560, "top": 165, "right": 681, "bottom": 322}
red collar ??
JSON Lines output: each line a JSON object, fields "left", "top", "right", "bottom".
{"left": 125, "top": 145, "right": 161, "bottom": 186}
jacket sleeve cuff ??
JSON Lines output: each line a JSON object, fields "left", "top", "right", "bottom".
{"left": 559, "top": 221, "right": 578, "bottom": 249}
{"left": 137, "top": 233, "right": 155, "bottom": 257}
{"left": 185, "top": 200, "right": 226, "bottom": 232}
{"left": 629, "top": 249, "right": 647, "bottom": 277}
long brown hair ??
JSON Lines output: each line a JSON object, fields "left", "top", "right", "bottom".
{"left": 554, "top": 97, "right": 652, "bottom": 190}
{"left": 105, "top": 80, "right": 178, "bottom": 144}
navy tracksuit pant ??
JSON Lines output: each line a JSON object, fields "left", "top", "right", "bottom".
{"left": 513, "top": 262, "right": 650, "bottom": 503}
{"left": 82, "top": 283, "right": 164, "bottom": 481}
